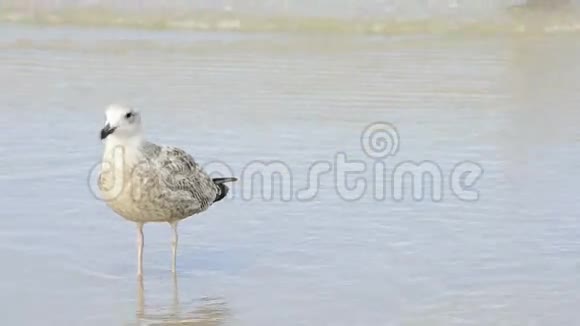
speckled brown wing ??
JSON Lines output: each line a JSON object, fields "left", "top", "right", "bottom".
{"left": 149, "top": 144, "right": 219, "bottom": 214}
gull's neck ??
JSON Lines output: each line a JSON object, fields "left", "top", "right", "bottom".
{"left": 103, "top": 134, "right": 145, "bottom": 167}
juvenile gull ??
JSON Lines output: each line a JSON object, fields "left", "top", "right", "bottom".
{"left": 98, "top": 104, "right": 236, "bottom": 275}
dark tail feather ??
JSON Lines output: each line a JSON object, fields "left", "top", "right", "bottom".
{"left": 213, "top": 177, "right": 237, "bottom": 203}
{"left": 213, "top": 177, "right": 238, "bottom": 184}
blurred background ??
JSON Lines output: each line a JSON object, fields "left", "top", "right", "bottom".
{"left": 0, "top": 0, "right": 580, "bottom": 325}
{"left": 1, "top": 0, "right": 579, "bottom": 33}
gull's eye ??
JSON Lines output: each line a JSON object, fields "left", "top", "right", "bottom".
{"left": 125, "top": 112, "right": 134, "bottom": 119}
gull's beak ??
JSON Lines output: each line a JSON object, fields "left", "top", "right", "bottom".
{"left": 100, "top": 124, "right": 116, "bottom": 140}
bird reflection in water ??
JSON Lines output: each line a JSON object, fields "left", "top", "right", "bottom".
{"left": 136, "top": 275, "right": 228, "bottom": 325}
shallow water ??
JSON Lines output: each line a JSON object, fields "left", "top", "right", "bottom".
{"left": 0, "top": 20, "right": 580, "bottom": 325}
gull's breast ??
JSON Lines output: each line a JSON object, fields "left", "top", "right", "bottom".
{"left": 99, "top": 160, "right": 203, "bottom": 222}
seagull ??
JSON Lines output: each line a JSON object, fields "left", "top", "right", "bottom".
{"left": 98, "top": 104, "right": 237, "bottom": 275}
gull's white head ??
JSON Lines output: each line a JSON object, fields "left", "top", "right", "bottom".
{"left": 100, "top": 104, "right": 143, "bottom": 142}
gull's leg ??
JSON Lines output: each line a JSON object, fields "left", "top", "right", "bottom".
{"left": 136, "top": 274, "right": 145, "bottom": 321}
{"left": 170, "top": 221, "right": 179, "bottom": 273}
{"left": 171, "top": 272, "right": 181, "bottom": 319}
{"left": 137, "top": 222, "right": 144, "bottom": 276}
